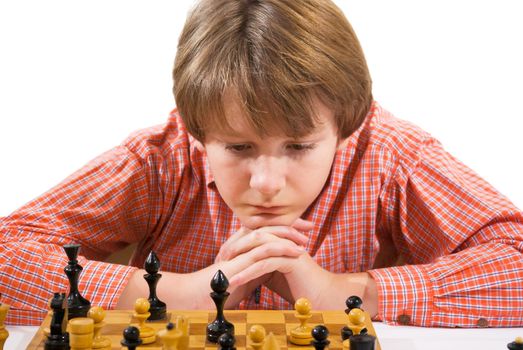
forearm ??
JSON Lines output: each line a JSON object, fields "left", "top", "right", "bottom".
{"left": 369, "top": 242, "right": 523, "bottom": 327}
{"left": 116, "top": 269, "right": 205, "bottom": 310}
{"left": 0, "top": 241, "right": 136, "bottom": 325}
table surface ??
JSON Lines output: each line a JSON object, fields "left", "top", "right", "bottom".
{"left": 5, "top": 323, "right": 523, "bottom": 350}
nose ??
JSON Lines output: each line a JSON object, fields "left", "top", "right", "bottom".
{"left": 249, "top": 155, "right": 286, "bottom": 196}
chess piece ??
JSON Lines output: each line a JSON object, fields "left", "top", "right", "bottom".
{"left": 289, "top": 297, "right": 313, "bottom": 345}
{"left": 342, "top": 308, "right": 368, "bottom": 350}
{"left": 206, "top": 270, "right": 234, "bottom": 343}
{"left": 218, "top": 332, "right": 236, "bottom": 350}
{"left": 508, "top": 336, "right": 523, "bottom": 350}
{"left": 64, "top": 244, "right": 91, "bottom": 319}
{"left": 144, "top": 251, "right": 167, "bottom": 320}
{"left": 69, "top": 317, "right": 94, "bottom": 350}
{"left": 248, "top": 325, "right": 266, "bottom": 350}
{"left": 44, "top": 292, "right": 70, "bottom": 350}
{"left": 174, "top": 315, "right": 190, "bottom": 350}
{"left": 341, "top": 296, "right": 365, "bottom": 340}
{"left": 158, "top": 322, "right": 182, "bottom": 350}
{"left": 311, "top": 325, "right": 330, "bottom": 350}
{"left": 347, "top": 308, "right": 366, "bottom": 335}
{"left": 349, "top": 333, "right": 376, "bottom": 350}
{"left": 87, "top": 306, "right": 111, "bottom": 350}
{"left": 132, "top": 297, "right": 156, "bottom": 344}
{"left": 121, "top": 326, "right": 142, "bottom": 350}
{"left": 345, "top": 295, "right": 363, "bottom": 312}
{"left": 264, "top": 332, "right": 280, "bottom": 350}
{"left": 0, "top": 297, "right": 9, "bottom": 350}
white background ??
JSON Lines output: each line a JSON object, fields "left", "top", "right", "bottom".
{"left": 0, "top": 0, "right": 522, "bottom": 216}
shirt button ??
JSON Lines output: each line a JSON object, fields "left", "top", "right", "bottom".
{"left": 397, "top": 314, "right": 411, "bottom": 325}
{"left": 476, "top": 318, "right": 489, "bottom": 327}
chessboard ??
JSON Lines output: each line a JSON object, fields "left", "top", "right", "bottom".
{"left": 26, "top": 309, "right": 381, "bottom": 350}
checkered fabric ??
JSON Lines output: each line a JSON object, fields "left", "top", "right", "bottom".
{"left": 1, "top": 102, "right": 522, "bottom": 326}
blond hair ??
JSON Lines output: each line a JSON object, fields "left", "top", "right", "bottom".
{"left": 173, "top": 0, "right": 372, "bottom": 141}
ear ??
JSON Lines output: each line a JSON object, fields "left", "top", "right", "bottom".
{"left": 336, "top": 136, "right": 350, "bottom": 151}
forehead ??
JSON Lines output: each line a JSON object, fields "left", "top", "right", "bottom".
{"left": 213, "top": 92, "right": 336, "bottom": 139}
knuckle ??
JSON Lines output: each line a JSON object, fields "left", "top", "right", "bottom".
{"left": 251, "top": 230, "right": 264, "bottom": 244}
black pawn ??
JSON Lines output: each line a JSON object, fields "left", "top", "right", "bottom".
{"left": 311, "top": 325, "right": 330, "bottom": 350}
{"left": 341, "top": 326, "right": 367, "bottom": 341}
{"left": 63, "top": 244, "right": 91, "bottom": 319}
{"left": 44, "top": 292, "right": 69, "bottom": 350}
{"left": 508, "top": 338, "right": 523, "bottom": 350}
{"left": 349, "top": 333, "right": 376, "bottom": 350}
{"left": 345, "top": 295, "right": 363, "bottom": 313}
{"left": 218, "top": 332, "right": 236, "bottom": 350}
{"left": 144, "top": 251, "right": 167, "bottom": 320}
{"left": 206, "top": 270, "right": 234, "bottom": 343}
{"left": 121, "top": 326, "right": 143, "bottom": 350}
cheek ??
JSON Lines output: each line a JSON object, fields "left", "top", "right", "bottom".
{"left": 292, "top": 150, "right": 336, "bottom": 193}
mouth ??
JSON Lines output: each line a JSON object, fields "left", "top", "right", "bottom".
{"left": 251, "top": 205, "right": 286, "bottom": 214}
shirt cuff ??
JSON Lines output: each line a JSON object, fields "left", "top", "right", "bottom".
{"left": 368, "top": 264, "right": 434, "bottom": 326}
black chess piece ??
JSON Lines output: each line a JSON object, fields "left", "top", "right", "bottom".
{"left": 143, "top": 251, "right": 167, "bottom": 320}
{"left": 63, "top": 244, "right": 91, "bottom": 319}
{"left": 311, "top": 325, "right": 330, "bottom": 350}
{"left": 218, "top": 332, "right": 236, "bottom": 350}
{"left": 349, "top": 333, "right": 376, "bottom": 350}
{"left": 44, "top": 292, "right": 69, "bottom": 350}
{"left": 206, "top": 270, "right": 234, "bottom": 343}
{"left": 507, "top": 337, "right": 523, "bottom": 350}
{"left": 345, "top": 295, "right": 363, "bottom": 312}
{"left": 341, "top": 326, "right": 367, "bottom": 340}
{"left": 121, "top": 326, "right": 143, "bottom": 350}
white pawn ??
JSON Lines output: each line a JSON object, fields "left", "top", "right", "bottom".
{"left": 342, "top": 308, "right": 366, "bottom": 350}
{"left": 290, "top": 298, "right": 313, "bottom": 345}
{"left": 248, "top": 325, "right": 265, "bottom": 350}
{"left": 87, "top": 306, "right": 111, "bottom": 350}
{"left": 133, "top": 298, "right": 156, "bottom": 344}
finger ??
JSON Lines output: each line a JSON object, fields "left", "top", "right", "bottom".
{"left": 291, "top": 218, "right": 315, "bottom": 232}
{"left": 224, "top": 239, "right": 305, "bottom": 278}
{"left": 215, "top": 226, "right": 252, "bottom": 263}
{"left": 219, "top": 227, "right": 308, "bottom": 261}
{"left": 228, "top": 256, "right": 297, "bottom": 288}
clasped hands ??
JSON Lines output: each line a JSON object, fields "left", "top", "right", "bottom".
{"left": 205, "top": 218, "right": 360, "bottom": 310}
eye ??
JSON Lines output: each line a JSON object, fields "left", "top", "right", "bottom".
{"left": 225, "top": 144, "right": 251, "bottom": 153}
{"left": 286, "top": 143, "right": 316, "bottom": 152}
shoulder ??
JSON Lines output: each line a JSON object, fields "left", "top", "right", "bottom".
{"left": 122, "top": 109, "right": 192, "bottom": 160}
{"left": 356, "top": 102, "right": 439, "bottom": 174}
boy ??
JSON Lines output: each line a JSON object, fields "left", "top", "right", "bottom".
{"left": 1, "top": 0, "right": 522, "bottom": 328}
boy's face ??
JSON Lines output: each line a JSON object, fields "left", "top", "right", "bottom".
{"left": 200, "top": 95, "right": 346, "bottom": 230}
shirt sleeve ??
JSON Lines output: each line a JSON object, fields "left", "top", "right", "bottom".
{"left": 368, "top": 137, "right": 523, "bottom": 327}
{"left": 0, "top": 143, "right": 160, "bottom": 325}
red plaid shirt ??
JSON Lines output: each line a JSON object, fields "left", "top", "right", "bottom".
{"left": 1, "top": 102, "right": 522, "bottom": 326}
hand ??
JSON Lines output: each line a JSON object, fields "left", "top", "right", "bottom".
{"left": 210, "top": 219, "right": 312, "bottom": 307}
{"left": 230, "top": 252, "right": 377, "bottom": 314}
{"left": 215, "top": 219, "right": 312, "bottom": 263}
